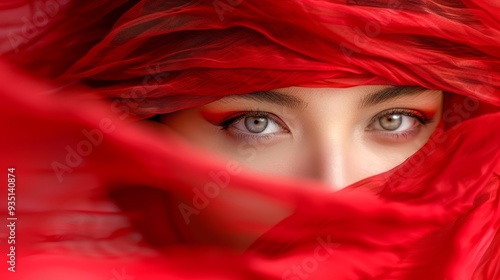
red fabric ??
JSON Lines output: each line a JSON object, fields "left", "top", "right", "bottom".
{"left": 1, "top": 0, "right": 499, "bottom": 279}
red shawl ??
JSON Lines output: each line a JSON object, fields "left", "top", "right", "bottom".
{"left": 1, "top": 0, "right": 499, "bottom": 279}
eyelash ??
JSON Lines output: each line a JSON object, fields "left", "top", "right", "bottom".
{"left": 217, "top": 111, "right": 281, "bottom": 130}
{"left": 216, "top": 109, "right": 432, "bottom": 141}
{"left": 370, "top": 108, "right": 430, "bottom": 125}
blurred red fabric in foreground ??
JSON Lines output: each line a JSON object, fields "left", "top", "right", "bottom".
{"left": 1, "top": 0, "right": 500, "bottom": 279}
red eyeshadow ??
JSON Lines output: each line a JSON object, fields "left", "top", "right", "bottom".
{"left": 199, "top": 110, "right": 242, "bottom": 124}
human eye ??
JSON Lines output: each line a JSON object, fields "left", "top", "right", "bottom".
{"left": 216, "top": 111, "right": 289, "bottom": 140}
{"left": 366, "top": 108, "right": 432, "bottom": 140}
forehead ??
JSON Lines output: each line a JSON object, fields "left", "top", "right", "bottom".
{"left": 221, "top": 85, "right": 438, "bottom": 109}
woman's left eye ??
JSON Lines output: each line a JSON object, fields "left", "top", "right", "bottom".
{"left": 374, "top": 114, "right": 417, "bottom": 132}
{"left": 368, "top": 109, "right": 430, "bottom": 135}
{"left": 220, "top": 113, "right": 288, "bottom": 135}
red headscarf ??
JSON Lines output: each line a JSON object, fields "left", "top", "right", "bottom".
{"left": 1, "top": 0, "right": 499, "bottom": 279}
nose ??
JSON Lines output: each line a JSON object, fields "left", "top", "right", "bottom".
{"left": 307, "top": 131, "right": 363, "bottom": 191}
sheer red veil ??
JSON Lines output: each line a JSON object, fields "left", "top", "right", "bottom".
{"left": 1, "top": 0, "right": 499, "bottom": 279}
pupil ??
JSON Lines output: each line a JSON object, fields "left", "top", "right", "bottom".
{"left": 380, "top": 114, "right": 402, "bottom": 131}
{"left": 245, "top": 117, "right": 268, "bottom": 133}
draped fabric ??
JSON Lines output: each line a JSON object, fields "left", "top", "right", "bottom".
{"left": 0, "top": 0, "right": 499, "bottom": 279}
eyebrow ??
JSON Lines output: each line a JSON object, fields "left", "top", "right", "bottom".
{"left": 222, "top": 86, "right": 427, "bottom": 109}
{"left": 223, "top": 90, "right": 306, "bottom": 109}
{"left": 360, "top": 86, "right": 428, "bottom": 108}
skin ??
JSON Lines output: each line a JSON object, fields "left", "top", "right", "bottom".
{"left": 160, "top": 85, "right": 443, "bottom": 190}
{"left": 155, "top": 85, "right": 443, "bottom": 249}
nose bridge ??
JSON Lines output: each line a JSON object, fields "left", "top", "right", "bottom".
{"left": 311, "top": 124, "right": 354, "bottom": 190}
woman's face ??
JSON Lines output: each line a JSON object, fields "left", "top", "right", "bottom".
{"left": 161, "top": 85, "right": 443, "bottom": 190}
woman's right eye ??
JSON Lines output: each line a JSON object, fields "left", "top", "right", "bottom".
{"left": 220, "top": 112, "right": 289, "bottom": 136}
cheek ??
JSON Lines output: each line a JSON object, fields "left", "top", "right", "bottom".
{"left": 358, "top": 126, "right": 439, "bottom": 179}
{"left": 225, "top": 140, "right": 300, "bottom": 176}
{"left": 365, "top": 146, "right": 413, "bottom": 173}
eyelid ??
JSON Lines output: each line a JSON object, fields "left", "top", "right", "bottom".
{"left": 217, "top": 111, "right": 256, "bottom": 128}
